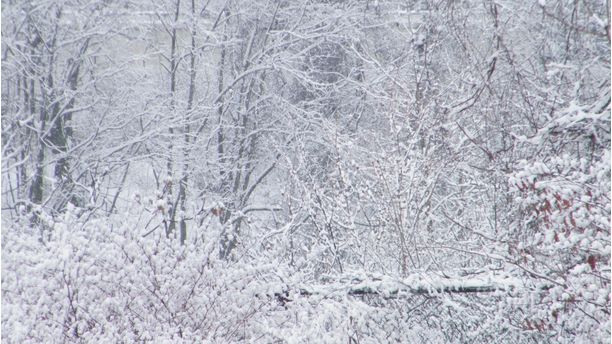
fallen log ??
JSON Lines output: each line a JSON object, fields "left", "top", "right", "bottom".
{"left": 273, "top": 273, "right": 544, "bottom": 303}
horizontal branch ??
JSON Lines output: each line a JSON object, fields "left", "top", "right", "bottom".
{"left": 274, "top": 274, "right": 534, "bottom": 303}
{"left": 342, "top": 284, "right": 506, "bottom": 296}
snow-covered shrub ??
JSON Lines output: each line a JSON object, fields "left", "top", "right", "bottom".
{"left": 2, "top": 206, "right": 289, "bottom": 343}
{"left": 507, "top": 104, "right": 611, "bottom": 343}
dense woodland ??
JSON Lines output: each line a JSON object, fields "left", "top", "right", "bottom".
{"left": 1, "top": 0, "right": 610, "bottom": 342}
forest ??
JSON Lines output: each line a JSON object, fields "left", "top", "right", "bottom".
{"left": 1, "top": 0, "right": 610, "bottom": 342}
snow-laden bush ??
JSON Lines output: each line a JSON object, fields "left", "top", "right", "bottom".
{"left": 507, "top": 106, "right": 611, "bottom": 343}
{"left": 2, "top": 206, "right": 291, "bottom": 343}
